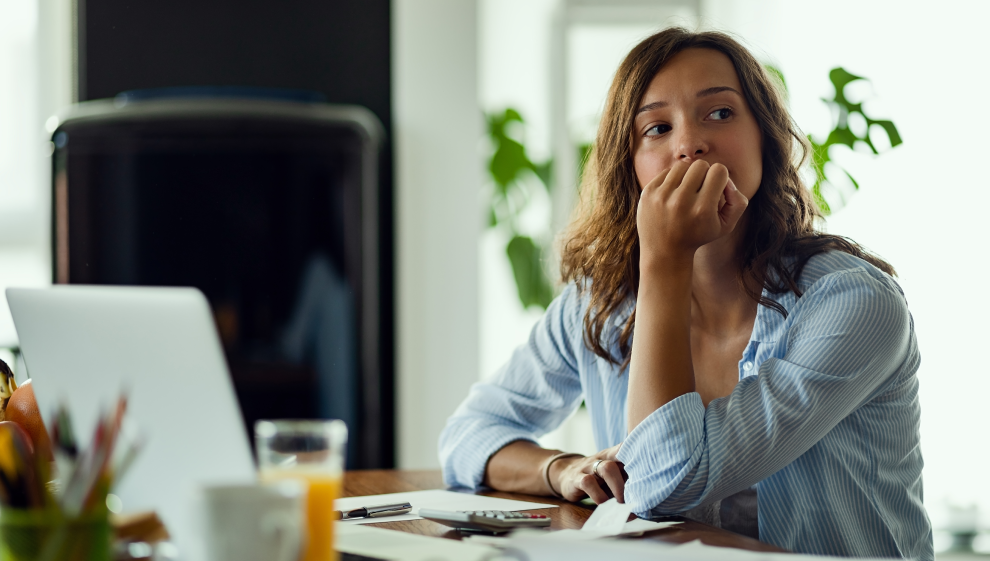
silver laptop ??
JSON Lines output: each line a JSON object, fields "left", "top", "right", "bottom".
{"left": 7, "top": 285, "right": 256, "bottom": 561}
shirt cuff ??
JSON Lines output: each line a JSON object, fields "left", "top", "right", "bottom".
{"left": 616, "top": 392, "right": 706, "bottom": 515}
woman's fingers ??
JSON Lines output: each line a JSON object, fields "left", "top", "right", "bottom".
{"left": 652, "top": 159, "right": 693, "bottom": 195}
{"left": 698, "top": 163, "right": 729, "bottom": 207}
{"left": 718, "top": 178, "right": 749, "bottom": 230}
{"left": 576, "top": 473, "right": 611, "bottom": 504}
{"left": 681, "top": 159, "right": 712, "bottom": 194}
{"left": 556, "top": 449, "right": 627, "bottom": 504}
{"left": 600, "top": 443, "right": 623, "bottom": 461}
{"left": 595, "top": 460, "right": 626, "bottom": 503}
{"left": 642, "top": 166, "right": 673, "bottom": 193}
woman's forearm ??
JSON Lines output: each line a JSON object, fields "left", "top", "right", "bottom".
{"left": 627, "top": 256, "right": 696, "bottom": 431}
{"left": 483, "top": 440, "right": 576, "bottom": 495}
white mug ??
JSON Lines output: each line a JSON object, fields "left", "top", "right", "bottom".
{"left": 203, "top": 480, "right": 306, "bottom": 561}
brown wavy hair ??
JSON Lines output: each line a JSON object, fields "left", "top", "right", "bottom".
{"left": 559, "top": 27, "right": 895, "bottom": 367}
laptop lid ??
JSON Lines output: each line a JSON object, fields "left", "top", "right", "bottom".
{"left": 6, "top": 285, "right": 256, "bottom": 561}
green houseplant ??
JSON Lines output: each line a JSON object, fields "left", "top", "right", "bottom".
{"left": 484, "top": 109, "right": 555, "bottom": 310}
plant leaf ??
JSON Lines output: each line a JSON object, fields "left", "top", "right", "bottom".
{"left": 806, "top": 67, "right": 902, "bottom": 215}
{"left": 484, "top": 107, "right": 558, "bottom": 310}
{"left": 829, "top": 67, "right": 864, "bottom": 106}
{"left": 824, "top": 127, "right": 859, "bottom": 151}
{"left": 532, "top": 160, "right": 553, "bottom": 191}
{"left": 490, "top": 138, "right": 530, "bottom": 189}
{"left": 506, "top": 235, "right": 554, "bottom": 310}
{"left": 842, "top": 167, "right": 860, "bottom": 191}
{"left": 867, "top": 119, "right": 903, "bottom": 148}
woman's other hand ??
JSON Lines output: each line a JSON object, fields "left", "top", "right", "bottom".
{"left": 637, "top": 159, "right": 749, "bottom": 263}
{"left": 551, "top": 444, "right": 627, "bottom": 503}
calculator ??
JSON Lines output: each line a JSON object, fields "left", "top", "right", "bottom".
{"left": 418, "top": 509, "right": 551, "bottom": 532}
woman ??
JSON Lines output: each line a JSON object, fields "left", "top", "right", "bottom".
{"left": 440, "top": 28, "right": 931, "bottom": 558}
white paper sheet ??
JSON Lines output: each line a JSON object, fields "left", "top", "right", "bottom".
{"left": 492, "top": 534, "right": 901, "bottom": 561}
{"left": 619, "top": 518, "right": 682, "bottom": 535}
{"left": 533, "top": 521, "right": 681, "bottom": 542}
{"left": 336, "top": 522, "right": 496, "bottom": 560}
{"left": 582, "top": 498, "right": 633, "bottom": 534}
{"left": 334, "top": 488, "right": 557, "bottom": 524}
{"left": 573, "top": 498, "right": 681, "bottom": 537}
{"left": 492, "top": 532, "right": 682, "bottom": 560}
{"left": 669, "top": 539, "right": 901, "bottom": 561}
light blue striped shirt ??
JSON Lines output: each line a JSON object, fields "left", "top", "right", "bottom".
{"left": 439, "top": 251, "right": 932, "bottom": 558}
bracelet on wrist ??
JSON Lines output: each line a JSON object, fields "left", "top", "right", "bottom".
{"left": 542, "top": 452, "right": 583, "bottom": 498}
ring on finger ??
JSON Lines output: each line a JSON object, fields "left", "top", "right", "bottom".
{"left": 592, "top": 459, "right": 605, "bottom": 478}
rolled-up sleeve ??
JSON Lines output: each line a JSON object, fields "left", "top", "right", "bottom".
{"left": 616, "top": 269, "right": 914, "bottom": 516}
{"left": 439, "top": 284, "right": 586, "bottom": 490}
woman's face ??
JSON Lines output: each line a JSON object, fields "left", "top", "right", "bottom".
{"left": 632, "top": 48, "right": 763, "bottom": 202}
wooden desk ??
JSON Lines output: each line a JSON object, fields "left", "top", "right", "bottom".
{"left": 343, "top": 469, "right": 785, "bottom": 553}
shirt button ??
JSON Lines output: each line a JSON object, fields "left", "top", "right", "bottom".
{"left": 742, "top": 361, "right": 754, "bottom": 371}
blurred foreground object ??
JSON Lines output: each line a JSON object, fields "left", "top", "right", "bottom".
{"left": 938, "top": 502, "right": 988, "bottom": 558}
{"left": 256, "top": 419, "right": 347, "bottom": 561}
{"left": 0, "top": 359, "right": 17, "bottom": 422}
{"left": 110, "top": 511, "right": 175, "bottom": 561}
{"left": 0, "top": 394, "right": 144, "bottom": 561}
{"left": 4, "top": 379, "right": 53, "bottom": 459}
{"left": 203, "top": 481, "right": 305, "bottom": 561}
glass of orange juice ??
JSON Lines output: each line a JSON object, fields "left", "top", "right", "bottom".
{"left": 255, "top": 419, "right": 347, "bottom": 561}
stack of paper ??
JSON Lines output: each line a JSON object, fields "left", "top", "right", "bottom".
{"left": 336, "top": 493, "right": 896, "bottom": 561}
{"left": 336, "top": 523, "right": 496, "bottom": 561}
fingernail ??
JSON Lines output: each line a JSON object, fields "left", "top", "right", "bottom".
{"left": 727, "top": 179, "right": 737, "bottom": 191}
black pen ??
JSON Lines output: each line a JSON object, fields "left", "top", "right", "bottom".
{"left": 332, "top": 501, "right": 413, "bottom": 520}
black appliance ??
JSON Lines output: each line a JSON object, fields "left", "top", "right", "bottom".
{"left": 50, "top": 93, "right": 387, "bottom": 467}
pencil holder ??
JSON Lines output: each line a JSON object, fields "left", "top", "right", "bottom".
{"left": 0, "top": 508, "right": 110, "bottom": 561}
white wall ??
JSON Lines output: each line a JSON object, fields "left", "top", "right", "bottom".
{"left": 0, "top": 0, "right": 72, "bottom": 351}
{"left": 477, "top": 0, "right": 556, "bottom": 384}
{"left": 393, "top": 0, "right": 482, "bottom": 469}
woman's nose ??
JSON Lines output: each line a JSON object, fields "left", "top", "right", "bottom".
{"left": 675, "top": 125, "right": 709, "bottom": 162}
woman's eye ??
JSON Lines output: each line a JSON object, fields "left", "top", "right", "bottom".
{"left": 646, "top": 124, "right": 671, "bottom": 136}
{"left": 709, "top": 108, "right": 733, "bottom": 120}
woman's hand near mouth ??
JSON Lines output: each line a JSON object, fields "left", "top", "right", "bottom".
{"left": 636, "top": 159, "right": 750, "bottom": 267}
